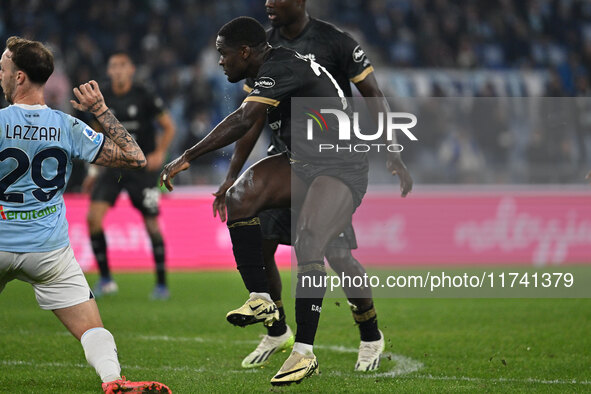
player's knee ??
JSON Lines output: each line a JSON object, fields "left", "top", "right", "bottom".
{"left": 143, "top": 218, "right": 161, "bottom": 237}
{"left": 327, "top": 251, "right": 366, "bottom": 277}
{"left": 226, "top": 184, "right": 257, "bottom": 218}
{"left": 325, "top": 247, "right": 351, "bottom": 265}
{"left": 326, "top": 255, "right": 348, "bottom": 273}
{"left": 225, "top": 184, "right": 243, "bottom": 209}
{"left": 294, "top": 227, "right": 324, "bottom": 260}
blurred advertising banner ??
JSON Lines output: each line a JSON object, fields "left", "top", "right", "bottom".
{"left": 66, "top": 186, "right": 591, "bottom": 272}
{"left": 354, "top": 186, "right": 591, "bottom": 266}
{"left": 376, "top": 69, "right": 548, "bottom": 97}
{"left": 66, "top": 191, "right": 292, "bottom": 272}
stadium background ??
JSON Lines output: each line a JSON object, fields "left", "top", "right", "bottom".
{"left": 0, "top": 0, "right": 590, "bottom": 269}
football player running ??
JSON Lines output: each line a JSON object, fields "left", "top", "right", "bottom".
{"left": 161, "top": 17, "right": 411, "bottom": 386}
{"left": 0, "top": 36, "right": 170, "bottom": 393}
{"left": 211, "top": 0, "right": 412, "bottom": 373}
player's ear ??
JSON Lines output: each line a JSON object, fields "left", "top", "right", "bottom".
{"left": 15, "top": 70, "right": 26, "bottom": 85}
{"left": 240, "top": 45, "right": 251, "bottom": 60}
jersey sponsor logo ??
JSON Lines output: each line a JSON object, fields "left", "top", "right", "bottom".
{"left": 0, "top": 204, "right": 58, "bottom": 221}
{"left": 352, "top": 45, "right": 366, "bottom": 63}
{"left": 269, "top": 120, "right": 282, "bottom": 131}
{"left": 84, "top": 127, "right": 102, "bottom": 145}
{"left": 254, "top": 77, "right": 276, "bottom": 89}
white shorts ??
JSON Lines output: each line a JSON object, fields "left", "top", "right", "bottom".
{"left": 0, "top": 245, "right": 93, "bottom": 310}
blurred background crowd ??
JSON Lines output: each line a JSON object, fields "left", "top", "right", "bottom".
{"left": 1, "top": 0, "right": 590, "bottom": 186}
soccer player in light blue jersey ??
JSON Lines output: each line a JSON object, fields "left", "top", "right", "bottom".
{"left": 0, "top": 36, "right": 170, "bottom": 393}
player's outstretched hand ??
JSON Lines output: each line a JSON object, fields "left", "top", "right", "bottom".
{"left": 212, "top": 178, "right": 236, "bottom": 222}
{"left": 160, "top": 155, "right": 190, "bottom": 191}
{"left": 70, "top": 80, "right": 108, "bottom": 117}
{"left": 387, "top": 156, "right": 413, "bottom": 197}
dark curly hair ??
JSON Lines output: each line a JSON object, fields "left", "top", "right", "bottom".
{"left": 217, "top": 17, "right": 267, "bottom": 49}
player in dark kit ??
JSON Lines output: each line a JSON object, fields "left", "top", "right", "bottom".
{"left": 83, "top": 53, "right": 176, "bottom": 299}
{"left": 211, "top": 0, "right": 412, "bottom": 372}
{"left": 161, "top": 17, "right": 412, "bottom": 386}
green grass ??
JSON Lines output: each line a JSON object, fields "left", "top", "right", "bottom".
{"left": 1, "top": 271, "right": 590, "bottom": 393}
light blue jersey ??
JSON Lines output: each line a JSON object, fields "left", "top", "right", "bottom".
{"left": 0, "top": 104, "right": 104, "bottom": 252}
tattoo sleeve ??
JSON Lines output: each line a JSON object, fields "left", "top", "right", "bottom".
{"left": 88, "top": 98, "right": 105, "bottom": 113}
{"left": 93, "top": 109, "right": 146, "bottom": 168}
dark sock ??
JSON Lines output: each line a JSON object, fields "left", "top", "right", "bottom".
{"left": 351, "top": 303, "right": 381, "bottom": 342}
{"left": 294, "top": 260, "right": 326, "bottom": 345}
{"left": 90, "top": 231, "right": 110, "bottom": 280}
{"left": 149, "top": 233, "right": 166, "bottom": 286}
{"left": 228, "top": 216, "right": 269, "bottom": 293}
{"left": 267, "top": 301, "right": 287, "bottom": 337}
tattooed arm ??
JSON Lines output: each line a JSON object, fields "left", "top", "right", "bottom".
{"left": 70, "top": 80, "right": 147, "bottom": 169}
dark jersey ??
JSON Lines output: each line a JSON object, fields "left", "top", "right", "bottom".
{"left": 244, "top": 47, "right": 367, "bottom": 169}
{"left": 102, "top": 84, "right": 165, "bottom": 155}
{"left": 244, "top": 18, "right": 373, "bottom": 153}
{"left": 246, "top": 18, "right": 373, "bottom": 97}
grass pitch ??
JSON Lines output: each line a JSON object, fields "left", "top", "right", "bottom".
{"left": 1, "top": 271, "right": 590, "bottom": 393}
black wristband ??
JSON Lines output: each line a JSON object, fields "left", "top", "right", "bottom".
{"left": 95, "top": 108, "right": 109, "bottom": 118}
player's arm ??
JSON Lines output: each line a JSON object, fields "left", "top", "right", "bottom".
{"left": 221, "top": 80, "right": 265, "bottom": 183}
{"left": 70, "top": 81, "right": 146, "bottom": 169}
{"left": 80, "top": 118, "right": 105, "bottom": 194}
{"left": 212, "top": 116, "right": 266, "bottom": 222}
{"left": 355, "top": 73, "right": 413, "bottom": 197}
{"left": 146, "top": 111, "right": 176, "bottom": 171}
{"left": 212, "top": 78, "right": 265, "bottom": 221}
{"left": 160, "top": 100, "right": 268, "bottom": 191}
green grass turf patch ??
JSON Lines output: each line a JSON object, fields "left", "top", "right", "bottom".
{"left": 1, "top": 271, "right": 590, "bottom": 393}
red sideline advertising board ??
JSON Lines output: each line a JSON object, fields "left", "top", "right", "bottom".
{"left": 66, "top": 186, "right": 591, "bottom": 272}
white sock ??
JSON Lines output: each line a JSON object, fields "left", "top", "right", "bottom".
{"left": 250, "top": 292, "right": 272, "bottom": 303}
{"left": 293, "top": 342, "right": 314, "bottom": 356}
{"left": 80, "top": 327, "right": 121, "bottom": 383}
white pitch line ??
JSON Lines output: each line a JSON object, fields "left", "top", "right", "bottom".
{"left": 137, "top": 335, "right": 205, "bottom": 343}
{"left": 2, "top": 360, "right": 87, "bottom": 369}
{"left": 309, "top": 344, "right": 424, "bottom": 377}
{"left": 1, "top": 360, "right": 204, "bottom": 374}
{"left": 36, "top": 334, "right": 591, "bottom": 385}
{"left": 402, "top": 374, "right": 591, "bottom": 386}
{"left": 324, "top": 352, "right": 423, "bottom": 378}
{"left": 3, "top": 360, "right": 589, "bottom": 386}
{"left": 133, "top": 335, "right": 423, "bottom": 376}
{"left": 6, "top": 334, "right": 590, "bottom": 386}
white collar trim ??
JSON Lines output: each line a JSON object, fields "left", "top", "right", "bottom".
{"left": 13, "top": 103, "right": 48, "bottom": 110}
